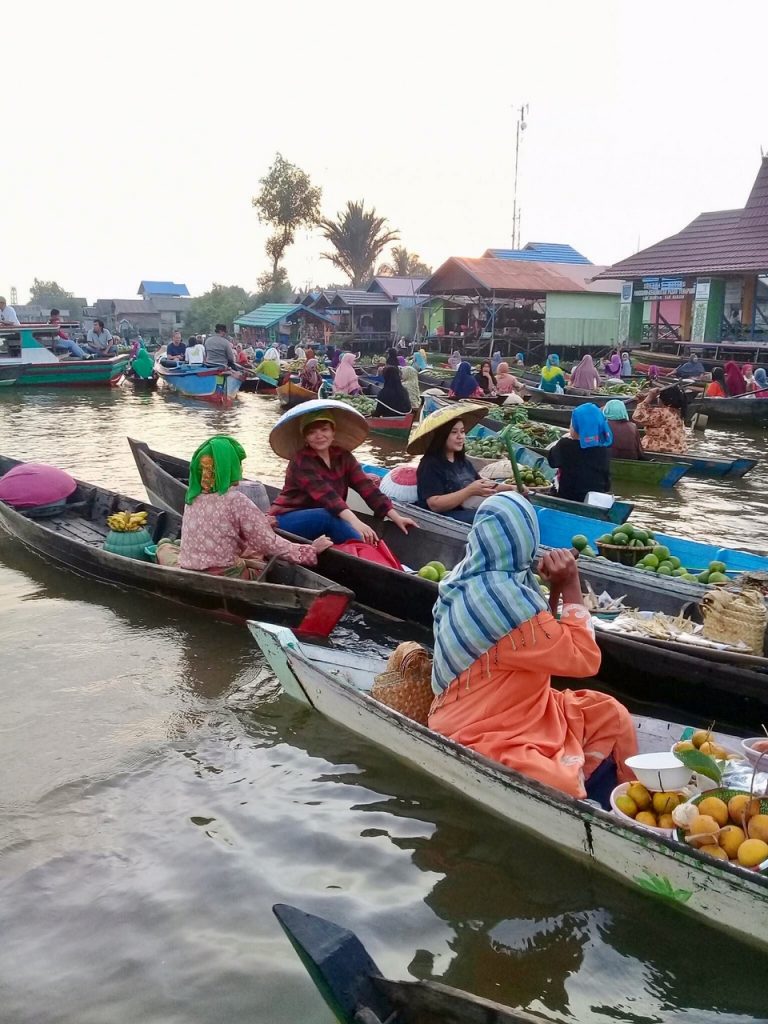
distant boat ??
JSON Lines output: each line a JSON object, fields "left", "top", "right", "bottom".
{"left": 0, "top": 325, "right": 128, "bottom": 387}
{"left": 155, "top": 362, "right": 243, "bottom": 405}
{"left": 277, "top": 380, "right": 318, "bottom": 408}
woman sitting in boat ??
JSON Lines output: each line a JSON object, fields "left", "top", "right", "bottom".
{"left": 742, "top": 363, "right": 756, "bottom": 393}
{"left": 300, "top": 357, "right": 322, "bottom": 393}
{"left": 332, "top": 352, "right": 362, "bottom": 396}
{"left": 269, "top": 404, "right": 417, "bottom": 543}
{"left": 632, "top": 384, "right": 688, "bottom": 453}
{"left": 325, "top": 345, "right": 340, "bottom": 370}
{"left": 447, "top": 349, "right": 462, "bottom": 370}
{"left": 178, "top": 435, "right": 332, "bottom": 579}
{"left": 495, "top": 362, "right": 524, "bottom": 396}
{"left": 259, "top": 347, "right": 281, "bottom": 381}
{"left": 410, "top": 406, "right": 514, "bottom": 524}
{"left": 401, "top": 365, "right": 421, "bottom": 411}
{"left": 705, "top": 366, "right": 727, "bottom": 398}
{"left": 411, "top": 348, "right": 428, "bottom": 372}
{"left": 620, "top": 350, "right": 632, "bottom": 378}
{"left": 547, "top": 403, "right": 612, "bottom": 502}
{"left": 674, "top": 353, "right": 706, "bottom": 378}
{"left": 474, "top": 360, "right": 497, "bottom": 396}
{"left": 753, "top": 367, "right": 768, "bottom": 397}
{"left": 374, "top": 366, "right": 411, "bottom": 417}
{"left": 514, "top": 351, "right": 525, "bottom": 367}
{"left": 428, "top": 492, "right": 638, "bottom": 800}
{"left": 603, "top": 349, "right": 622, "bottom": 378}
{"left": 448, "top": 361, "right": 484, "bottom": 399}
{"left": 603, "top": 399, "right": 644, "bottom": 461}
{"left": 724, "top": 361, "right": 748, "bottom": 396}
{"left": 539, "top": 354, "right": 567, "bottom": 394}
{"left": 569, "top": 353, "right": 600, "bottom": 391}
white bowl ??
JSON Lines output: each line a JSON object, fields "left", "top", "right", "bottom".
{"left": 609, "top": 782, "right": 675, "bottom": 837}
{"left": 624, "top": 752, "right": 692, "bottom": 791}
{"left": 741, "top": 737, "right": 768, "bottom": 768}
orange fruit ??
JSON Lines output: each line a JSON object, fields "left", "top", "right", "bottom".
{"left": 657, "top": 813, "right": 675, "bottom": 830}
{"left": 689, "top": 814, "right": 720, "bottom": 836}
{"left": 696, "top": 797, "right": 729, "bottom": 828}
{"left": 627, "top": 783, "right": 651, "bottom": 811}
{"left": 635, "top": 811, "right": 658, "bottom": 828}
{"left": 652, "top": 792, "right": 681, "bottom": 815}
{"left": 718, "top": 825, "right": 746, "bottom": 859}
{"left": 701, "top": 844, "right": 729, "bottom": 861}
{"left": 747, "top": 814, "right": 768, "bottom": 843}
{"left": 728, "top": 794, "right": 750, "bottom": 825}
{"left": 737, "top": 838, "right": 768, "bottom": 868}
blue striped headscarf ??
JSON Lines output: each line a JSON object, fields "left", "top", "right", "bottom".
{"left": 431, "top": 492, "right": 548, "bottom": 693}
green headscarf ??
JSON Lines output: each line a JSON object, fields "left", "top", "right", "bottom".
{"left": 603, "top": 399, "right": 629, "bottom": 421}
{"left": 185, "top": 435, "right": 246, "bottom": 504}
{"left": 300, "top": 409, "right": 336, "bottom": 433}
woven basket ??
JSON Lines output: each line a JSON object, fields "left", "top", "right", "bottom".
{"left": 596, "top": 541, "right": 655, "bottom": 567}
{"left": 701, "top": 587, "right": 768, "bottom": 654}
{"left": 370, "top": 642, "right": 434, "bottom": 725}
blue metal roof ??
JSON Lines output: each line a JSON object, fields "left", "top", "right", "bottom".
{"left": 482, "top": 243, "right": 591, "bottom": 265}
{"left": 137, "top": 281, "right": 191, "bottom": 297}
{"left": 234, "top": 303, "right": 337, "bottom": 329}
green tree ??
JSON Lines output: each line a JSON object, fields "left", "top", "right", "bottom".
{"left": 183, "top": 284, "right": 256, "bottom": 336}
{"left": 252, "top": 153, "right": 322, "bottom": 281}
{"left": 29, "top": 278, "right": 75, "bottom": 304}
{"left": 377, "top": 246, "right": 432, "bottom": 277}
{"left": 319, "top": 201, "right": 399, "bottom": 288}
{"left": 255, "top": 267, "right": 293, "bottom": 305}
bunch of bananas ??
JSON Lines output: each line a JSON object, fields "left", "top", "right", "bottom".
{"left": 107, "top": 510, "right": 149, "bottom": 533}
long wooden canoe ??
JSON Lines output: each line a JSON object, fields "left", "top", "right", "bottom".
{"left": 276, "top": 380, "right": 318, "bottom": 408}
{"left": 524, "top": 385, "right": 638, "bottom": 410}
{"left": 251, "top": 622, "right": 768, "bottom": 948}
{"left": 131, "top": 439, "right": 768, "bottom": 727}
{"left": 688, "top": 395, "right": 768, "bottom": 425}
{"left": 650, "top": 451, "right": 757, "bottom": 479}
{"left": 366, "top": 410, "right": 414, "bottom": 440}
{"left": 0, "top": 456, "right": 352, "bottom": 638}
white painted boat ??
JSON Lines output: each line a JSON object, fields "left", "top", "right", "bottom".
{"left": 248, "top": 620, "right": 768, "bottom": 950}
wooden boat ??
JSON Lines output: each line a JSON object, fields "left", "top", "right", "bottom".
{"left": 0, "top": 456, "right": 352, "bottom": 638}
{"left": 155, "top": 362, "right": 243, "bottom": 405}
{"left": 132, "top": 440, "right": 768, "bottom": 728}
{"left": 688, "top": 395, "right": 768, "bottom": 425}
{"left": 525, "top": 404, "right": 572, "bottom": 427}
{"left": 649, "top": 451, "right": 757, "bottom": 479}
{"left": 240, "top": 372, "right": 278, "bottom": 394}
{"left": 525, "top": 384, "right": 638, "bottom": 410}
{"left": 276, "top": 380, "right": 318, "bottom": 408}
{"left": 366, "top": 410, "right": 414, "bottom": 440}
{"left": 274, "top": 903, "right": 548, "bottom": 1024}
{"left": 0, "top": 325, "right": 129, "bottom": 387}
{"left": 251, "top": 621, "right": 768, "bottom": 948}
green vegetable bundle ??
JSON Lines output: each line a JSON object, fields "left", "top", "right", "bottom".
{"left": 334, "top": 394, "right": 377, "bottom": 416}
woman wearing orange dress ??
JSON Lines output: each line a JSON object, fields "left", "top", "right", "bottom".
{"left": 428, "top": 492, "right": 637, "bottom": 801}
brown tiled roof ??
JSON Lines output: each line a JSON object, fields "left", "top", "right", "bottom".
{"left": 420, "top": 257, "right": 619, "bottom": 296}
{"left": 595, "top": 159, "right": 768, "bottom": 280}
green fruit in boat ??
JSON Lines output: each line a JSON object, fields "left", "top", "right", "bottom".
{"left": 698, "top": 571, "right": 711, "bottom": 584}
{"left": 708, "top": 571, "right": 727, "bottom": 583}
{"left": 658, "top": 560, "right": 674, "bottom": 571}
{"left": 642, "top": 554, "right": 659, "bottom": 568}
{"left": 612, "top": 532, "right": 629, "bottom": 546}
{"left": 633, "top": 528, "right": 649, "bottom": 543}
{"left": 571, "top": 534, "right": 589, "bottom": 551}
{"left": 672, "top": 568, "right": 687, "bottom": 577}
{"left": 682, "top": 573, "right": 698, "bottom": 582}
{"left": 668, "top": 556, "right": 682, "bottom": 570}
{"left": 638, "top": 564, "right": 654, "bottom": 572}
{"left": 709, "top": 560, "right": 726, "bottom": 574}
{"left": 582, "top": 546, "right": 597, "bottom": 557}
{"left": 427, "top": 561, "right": 447, "bottom": 575}
{"left": 653, "top": 545, "right": 670, "bottom": 560}
{"left": 418, "top": 565, "right": 439, "bottom": 581}
{"left": 657, "top": 565, "right": 673, "bottom": 575}
{"left": 598, "top": 533, "right": 614, "bottom": 545}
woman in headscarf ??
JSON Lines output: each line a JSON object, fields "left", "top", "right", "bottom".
{"left": 294, "top": 345, "right": 306, "bottom": 362}
{"left": 547, "top": 403, "right": 612, "bottom": 501}
{"left": 514, "top": 352, "right": 525, "bottom": 367}
{"left": 742, "top": 363, "right": 756, "bottom": 393}
{"left": 401, "top": 364, "right": 421, "bottom": 411}
{"left": 178, "top": 436, "right": 331, "bottom": 578}
{"left": 447, "top": 349, "right": 462, "bottom": 370}
{"left": 620, "top": 350, "right": 633, "bottom": 378}
{"left": 674, "top": 353, "right": 706, "bottom": 378}
{"left": 448, "top": 361, "right": 483, "bottom": 399}
{"left": 300, "top": 357, "right": 322, "bottom": 393}
{"left": 705, "top": 366, "right": 727, "bottom": 398}
{"left": 474, "top": 360, "right": 497, "bottom": 395}
{"left": 632, "top": 384, "right": 688, "bottom": 453}
{"left": 724, "top": 361, "right": 747, "bottom": 396}
{"left": 539, "top": 354, "right": 566, "bottom": 394}
{"left": 603, "top": 349, "right": 622, "bottom": 378}
{"left": 269, "top": 408, "right": 417, "bottom": 543}
{"left": 385, "top": 348, "right": 400, "bottom": 368}
{"left": 569, "top": 353, "right": 600, "bottom": 391}
{"left": 412, "top": 348, "right": 428, "bottom": 372}
{"left": 428, "top": 492, "right": 637, "bottom": 800}
{"left": 332, "top": 352, "right": 362, "bottom": 395}
{"left": 260, "top": 347, "right": 281, "bottom": 381}
{"left": 753, "top": 367, "right": 768, "bottom": 397}
{"left": 374, "top": 365, "right": 412, "bottom": 417}
{"left": 603, "top": 399, "right": 644, "bottom": 461}
{"left": 495, "top": 362, "right": 524, "bottom": 396}
{"left": 325, "top": 344, "right": 340, "bottom": 370}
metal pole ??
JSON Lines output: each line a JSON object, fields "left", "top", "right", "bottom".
{"left": 512, "top": 104, "right": 528, "bottom": 249}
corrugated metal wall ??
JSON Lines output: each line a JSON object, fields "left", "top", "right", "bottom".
{"left": 544, "top": 293, "right": 620, "bottom": 347}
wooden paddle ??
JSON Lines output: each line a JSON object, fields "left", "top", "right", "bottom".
{"left": 499, "top": 426, "right": 526, "bottom": 493}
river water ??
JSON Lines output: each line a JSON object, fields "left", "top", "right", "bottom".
{"left": 1, "top": 385, "right": 767, "bottom": 1024}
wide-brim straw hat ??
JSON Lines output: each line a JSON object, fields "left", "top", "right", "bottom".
{"left": 406, "top": 402, "right": 489, "bottom": 455}
{"left": 269, "top": 398, "right": 369, "bottom": 460}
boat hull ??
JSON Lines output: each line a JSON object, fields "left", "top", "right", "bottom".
{"left": 689, "top": 396, "right": 768, "bottom": 425}
{"left": 1, "top": 355, "right": 129, "bottom": 387}
{"left": 366, "top": 411, "right": 414, "bottom": 440}
{"left": 525, "top": 385, "right": 638, "bottom": 410}
{"left": 277, "top": 381, "right": 318, "bottom": 408}
{"left": 156, "top": 365, "right": 242, "bottom": 405}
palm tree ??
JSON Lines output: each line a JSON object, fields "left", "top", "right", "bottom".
{"left": 319, "top": 201, "right": 399, "bottom": 288}
{"left": 377, "top": 245, "right": 432, "bottom": 277}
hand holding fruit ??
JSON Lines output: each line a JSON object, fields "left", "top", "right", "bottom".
{"left": 467, "top": 478, "right": 496, "bottom": 498}
{"left": 538, "top": 549, "right": 580, "bottom": 593}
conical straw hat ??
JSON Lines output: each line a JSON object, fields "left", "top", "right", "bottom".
{"left": 269, "top": 398, "right": 369, "bottom": 460}
{"left": 406, "top": 402, "right": 489, "bottom": 455}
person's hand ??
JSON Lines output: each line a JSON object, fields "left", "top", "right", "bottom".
{"left": 351, "top": 517, "right": 378, "bottom": 545}
{"left": 311, "top": 535, "right": 333, "bottom": 553}
{"left": 537, "top": 548, "right": 580, "bottom": 588}
{"left": 646, "top": 386, "right": 660, "bottom": 400}
{"left": 388, "top": 510, "right": 418, "bottom": 533}
{"left": 467, "top": 478, "right": 496, "bottom": 497}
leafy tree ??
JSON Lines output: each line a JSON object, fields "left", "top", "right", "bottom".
{"left": 377, "top": 246, "right": 432, "bottom": 277}
{"left": 183, "top": 284, "right": 256, "bottom": 336}
{"left": 252, "top": 153, "right": 322, "bottom": 280}
{"left": 29, "top": 278, "right": 75, "bottom": 304}
{"left": 255, "top": 267, "right": 293, "bottom": 305}
{"left": 319, "top": 201, "right": 399, "bottom": 288}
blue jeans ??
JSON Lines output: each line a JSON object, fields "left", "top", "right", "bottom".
{"left": 54, "top": 338, "right": 87, "bottom": 359}
{"left": 276, "top": 508, "right": 361, "bottom": 543}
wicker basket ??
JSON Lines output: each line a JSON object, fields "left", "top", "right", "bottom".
{"left": 370, "top": 642, "right": 434, "bottom": 725}
{"left": 596, "top": 541, "right": 655, "bottom": 567}
{"left": 701, "top": 586, "right": 768, "bottom": 654}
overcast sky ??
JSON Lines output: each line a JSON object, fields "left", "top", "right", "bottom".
{"left": 3, "top": 0, "right": 767, "bottom": 304}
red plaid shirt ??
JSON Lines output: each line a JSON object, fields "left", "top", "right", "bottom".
{"left": 269, "top": 446, "right": 392, "bottom": 519}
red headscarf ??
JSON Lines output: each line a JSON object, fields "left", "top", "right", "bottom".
{"left": 724, "top": 361, "right": 747, "bottom": 396}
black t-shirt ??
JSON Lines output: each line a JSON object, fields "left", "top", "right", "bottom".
{"left": 547, "top": 436, "right": 611, "bottom": 502}
{"left": 166, "top": 341, "right": 186, "bottom": 357}
{"left": 417, "top": 453, "right": 479, "bottom": 510}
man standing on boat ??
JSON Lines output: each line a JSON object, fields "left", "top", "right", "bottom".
{"left": 85, "top": 319, "right": 117, "bottom": 356}
{"left": 0, "top": 297, "right": 20, "bottom": 326}
{"left": 204, "top": 324, "right": 239, "bottom": 370}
